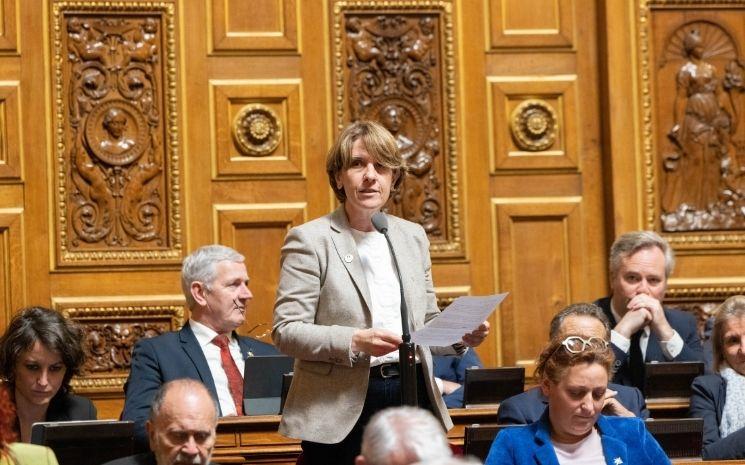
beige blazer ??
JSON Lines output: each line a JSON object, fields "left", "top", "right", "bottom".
{"left": 272, "top": 207, "right": 455, "bottom": 444}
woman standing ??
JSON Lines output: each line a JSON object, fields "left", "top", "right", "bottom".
{"left": 689, "top": 295, "right": 745, "bottom": 459}
{"left": 273, "top": 121, "right": 488, "bottom": 465}
{"left": 486, "top": 334, "right": 668, "bottom": 465}
{"left": 0, "top": 307, "right": 96, "bottom": 442}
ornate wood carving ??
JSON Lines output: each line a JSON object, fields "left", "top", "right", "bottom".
{"left": 52, "top": 2, "right": 182, "bottom": 265}
{"left": 333, "top": 1, "right": 463, "bottom": 257}
{"left": 659, "top": 22, "right": 744, "bottom": 232}
{"left": 510, "top": 99, "right": 559, "bottom": 152}
{"left": 639, "top": 1, "right": 745, "bottom": 248}
{"left": 57, "top": 300, "right": 185, "bottom": 392}
{"left": 232, "top": 104, "right": 283, "bottom": 157}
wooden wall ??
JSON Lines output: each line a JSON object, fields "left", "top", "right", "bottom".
{"left": 0, "top": 0, "right": 743, "bottom": 419}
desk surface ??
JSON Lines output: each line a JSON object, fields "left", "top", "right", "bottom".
{"left": 211, "top": 404, "right": 715, "bottom": 465}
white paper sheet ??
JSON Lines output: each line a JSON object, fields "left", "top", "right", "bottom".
{"left": 410, "top": 293, "right": 508, "bottom": 346}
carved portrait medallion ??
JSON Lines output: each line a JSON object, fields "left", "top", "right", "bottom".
{"left": 84, "top": 100, "right": 149, "bottom": 166}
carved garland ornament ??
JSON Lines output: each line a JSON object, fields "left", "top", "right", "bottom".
{"left": 232, "top": 104, "right": 282, "bottom": 157}
{"left": 52, "top": 2, "right": 182, "bottom": 265}
{"left": 510, "top": 99, "right": 558, "bottom": 152}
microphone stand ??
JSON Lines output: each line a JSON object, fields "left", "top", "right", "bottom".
{"left": 372, "top": 212, "right": 417, "bottom": 406}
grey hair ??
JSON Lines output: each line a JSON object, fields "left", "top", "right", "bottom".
{"left": 149, "top": 378, "right": 218, "bottom": 423}
{"left": 181, "top": 245, "right": 245, "bottom": 308}
{"left": 712, "top": 295, "right": 745, "bottom": 372}
{"left": 609, "top": 231, "right": 675, "bottom": 280}
{"left": 360, "top": 407, "right": 452, "bottom": 465}
{"left": 549, "top": 303, "right": 611, "bottom": 340}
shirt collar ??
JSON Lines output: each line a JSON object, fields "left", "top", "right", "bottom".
{"left": 189, "top": 319, "right": 233, "bottom": 348}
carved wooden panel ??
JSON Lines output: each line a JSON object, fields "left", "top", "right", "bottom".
{"left": 638, "top": 1, "right": 745, "bottom": 248}
{"left": 0, "top": 0, "right": 18, "bottom": 52}
{"left": 488, "top": 76, "right": 578, "bottom": 171}
{"left": 210, "top": 79, "right": 303, "bottom": 178}
{"left": 332, "top": 1, "right": 463, "bottom": 258}
{"left": 54, "top": 296, "right": 185, "bottom": 393}
{"left": 487, "top": 0, "right": 575, "bottom": 49}
{"left": 492, "top": 197, "right": 583, "bottom": 372}
{"left": 50, "top": 3, "right": 182, "bottom": 266}
{"left": 208, "top": 0, "right": 298, "bottom": 53}
{"left": 0, "top": 209, "right": 24, "bottom": 329}
{"left": 213, "top": 203, "right": 306, "bottom": 342}
{"left": 0, "top": 82, "right": 20, "bottom": 179}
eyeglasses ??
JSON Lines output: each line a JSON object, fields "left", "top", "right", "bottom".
{"left": 550, "top": 336, "right": 609, "bottom": 358}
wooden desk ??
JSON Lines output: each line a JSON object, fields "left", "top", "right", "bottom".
{"left": 213, "top": 402, "right": 701, "bottom": 464}
{"left": 213, "top": 407, "right": 500, "bottom": 464}
{"left": 646, "top": 397, "right": 690, "bottom": 418}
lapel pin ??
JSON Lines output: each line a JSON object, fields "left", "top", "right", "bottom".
{"left": 613, "top": 457, "right": 623, "bottom": 465}
{"left": 344, "top": 253, "right": 353, "bottom": 263}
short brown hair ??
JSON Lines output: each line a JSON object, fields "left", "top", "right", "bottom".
{"left": 712, "top": 295, "right": 745, "bottom": 372}
{"left": 534, "top": 335, "right": 615, "bottom": 384}
{"left": 326, "top": 121, "right": 406, "bottom": 202}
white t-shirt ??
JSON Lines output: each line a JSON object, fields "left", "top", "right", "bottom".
{"left": 351, "top": 228, "right": 402, "bottom": 366}
{"left": 552, "top": 427, "right": 605, "bottom": 465}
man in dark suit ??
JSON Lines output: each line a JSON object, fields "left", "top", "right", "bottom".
{"left": 595, "top": 231, "right": 703, "bottom": 389}
{"left": 497, "top": 302, "right": 649, "bottom": 424}
{"left": 105, "top": 379, "right": 218, "bottom": 465}
{"left": 121, "top": 245, "right": 278, "bottom": 450}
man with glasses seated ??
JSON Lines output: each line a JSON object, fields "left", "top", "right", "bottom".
{"left": 498, "top": 303, "right": 648, "bottom": 424}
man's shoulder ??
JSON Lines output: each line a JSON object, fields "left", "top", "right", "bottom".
{"left": 238, "top": 335, "right": 280, "bottom": 355}
{"left": 502, "top": 386, "right": 543, "bottom": 405}
{"left": 663, "top": 306, "right": 697, "bottom": 324}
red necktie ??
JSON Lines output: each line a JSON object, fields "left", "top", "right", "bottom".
{"left": 212, "top": 335, "right": 244, "bottom": 415}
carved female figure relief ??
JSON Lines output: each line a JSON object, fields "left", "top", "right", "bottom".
{"left": 660, "top": 23, "right": 744, "bottom": 231}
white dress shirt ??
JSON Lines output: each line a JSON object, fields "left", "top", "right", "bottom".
{"left": 351, "top": 228, "right": 402, "bottom": 366}
{"left": 189, "top": 319, "right": 245, "bottom": 416}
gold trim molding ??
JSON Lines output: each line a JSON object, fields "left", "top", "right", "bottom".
{"left": 332, "top": 0, "right": 463, "bottom": 257}
{"left": 51, "top": 1, "right": 183, "bottom": 265}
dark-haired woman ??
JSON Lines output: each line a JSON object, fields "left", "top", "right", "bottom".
{"left": 0, "top": 307, "right": 96, "bottom": 442}
{"left": 486, "top": 335, "right": 669, "bottom": 465}
{"left": 0, "top": 387, "right": 58, "bottom": 464}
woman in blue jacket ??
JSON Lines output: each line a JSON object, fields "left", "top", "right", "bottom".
{"left": 486, "top": 333, "right": 669, "bottom": 465}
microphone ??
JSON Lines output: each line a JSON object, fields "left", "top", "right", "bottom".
{"left": 371, "top": 211, "right": 417, "bottom": 406}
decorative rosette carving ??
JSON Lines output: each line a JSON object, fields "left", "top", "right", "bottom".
{"left": 232, "top": 104, "right": 282, "bottom": 157}
{"left": 510, "top": 99, "right": 558, "bottom": 152}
